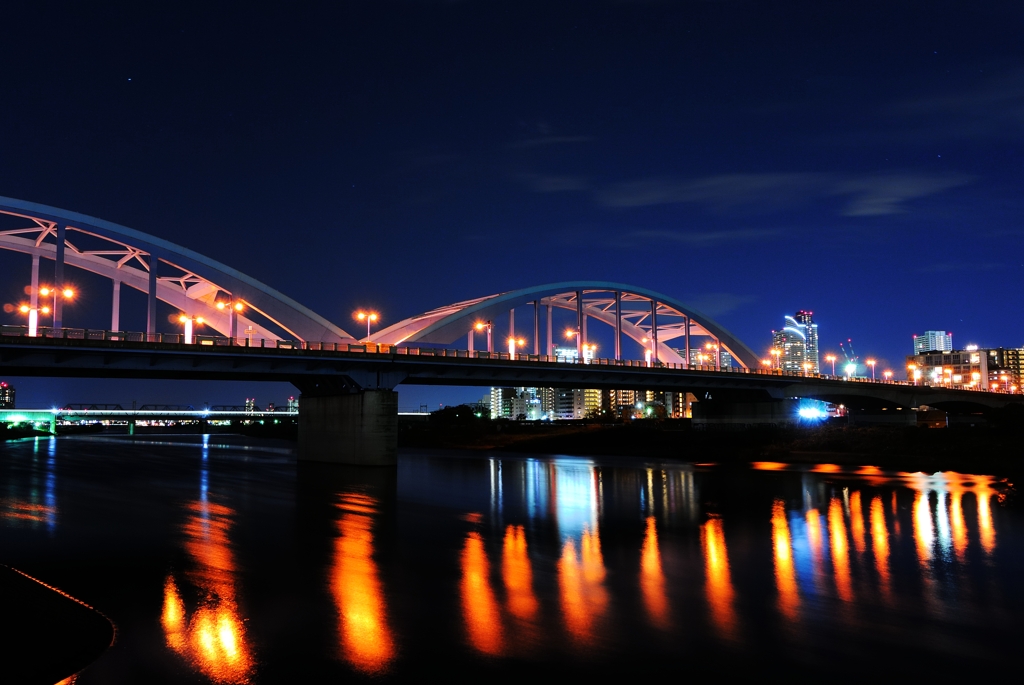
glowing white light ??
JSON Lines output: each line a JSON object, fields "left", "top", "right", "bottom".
{"left": 798, "top": 407, "right": 826, "bottom": 419}
{"left": 844, "top": 363, "right": 857, "bottom": 377}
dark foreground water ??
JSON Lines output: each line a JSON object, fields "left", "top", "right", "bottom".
{"left": 1, "top": 435, "right": 1021, "bottom": 683}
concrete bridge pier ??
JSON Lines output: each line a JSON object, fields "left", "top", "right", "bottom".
{"left": 295, "top": 372, "right": 406, "bottom": 466}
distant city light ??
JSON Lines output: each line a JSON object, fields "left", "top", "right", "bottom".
{"left": 798, "top": 407, "right": 827, "bottom": 420}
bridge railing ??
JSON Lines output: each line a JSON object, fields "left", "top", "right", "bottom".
{"left": 0, "top": 324, "right": 984, "bottom": 390}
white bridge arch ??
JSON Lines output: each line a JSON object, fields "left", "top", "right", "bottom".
{"left": 0, "top": 196, "right": 354, "bottom": 342}
{"left": 371, "top": 282, "right": 760, "bottom": 369}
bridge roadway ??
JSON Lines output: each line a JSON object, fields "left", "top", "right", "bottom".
{"left": 2, "top": 327, "right": 1020, "bottom": 412}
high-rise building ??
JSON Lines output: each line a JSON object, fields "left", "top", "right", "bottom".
{"left": 0, "top": 381, "right": 14, "bottom": 409}
{"left": 913, "top": 331, "right": 953, "bottom": 354}
{"left": 771, "top": 311, "right": 818, "bottom": 373}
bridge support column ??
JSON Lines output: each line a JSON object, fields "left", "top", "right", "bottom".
{"left": 53, "top": 224, "right": 66, "bottom": 330}
{"left": 111, "top": 278, "right": 121, "bottom": 331}
{"left": 298, "top": 390, "right": 398, "bottom": 466}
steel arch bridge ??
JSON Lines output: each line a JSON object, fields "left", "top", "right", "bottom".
{"left": 0, "top": 196, "right": 354, "bottom": 342}
{"left": 371, "top": 282, "right": 761, "bottom": 369}
{"left": 0, "top": 198, "right": 757, "bottom": 366}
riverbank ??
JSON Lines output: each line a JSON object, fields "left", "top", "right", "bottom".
{"left": 0, "top": 565, "right": 114, "bottom": 684}
{"left": 400, "top": 420, "right": 1024, "bottom": 476}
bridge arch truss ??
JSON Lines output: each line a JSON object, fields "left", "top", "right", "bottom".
{"left": 0, "top": 196, "right": 354, "bottom": 342}
{"left": 371, "top": 281, "right": 760, "bottom": 369}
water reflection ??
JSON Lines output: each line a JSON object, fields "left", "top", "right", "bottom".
{"left": 161, "top": 498, "right": 253, "bottom": 683}
{"left": 332, "top": 492, "right": 395, "bottom": 674}
{"left": 0, "top": 437, "right": 57, "bottom": 531}
{"left": 640, "top": 516, "right": 670, "bottom": 630}
{"left": 771, "top": 500, "right": 799, "bottom": 621}
{"left": 502, "top": 524, "right": 539, "bottom": 641}
{"left": 828, "top": 498, "right": 853, "bottom": 602}
{"left": 701, "top": 516, "right": 737, "bottom": 639}
{"left": 462, "top": 529, "right": 504, "bottom": 655}
{"left": 869, "top": 495, "right": 892, "bottom": 599}
{"left": 558, "top": 527, "right": 609, "bottom": 647}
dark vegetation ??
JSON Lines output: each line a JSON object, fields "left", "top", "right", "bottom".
{"left": 400, "top": 403, "right": 1024, "bottom": 476}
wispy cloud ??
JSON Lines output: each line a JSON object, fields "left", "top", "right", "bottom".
{"left": 833, "top": 173, "right": 973, "bottom": 216}
{"left": 887, "top": 67, "right": 1024, "bottom": 140}
{"left": 516, "top": 173, "right": 590, "bottom": 192}
{"left": 681, "top": 292, "right": 757, "bottom": 317}
{"left": 916, "top": 262, "right": 1003, "bottom": 273}
{"left": 507, "top": 135, "right": 594, "bottom": 149}
{"left": 597, "top": 171, "right": 971, "bottom": 216}
{"left": 624, "top": 227, "right": 781, "bottom": 245}
{"left": 599, "top": 173, "right": 820, "bottom": 209}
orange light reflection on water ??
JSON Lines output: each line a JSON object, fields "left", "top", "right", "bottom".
{"left": 828, "top": 498, "right": 853, "bottom": 602}
{"left": 770, "top": 500, "right": 799, "bottom": 621}
{"left": 849, "top": 491, "right": 866, "bottom": 556}
{"left": 332, "top": 493, "right": 395, "bottom": 674}
{"left": 751, "top": 462, "right": 788, "bottom": 471}
{"left": 502, "top": 524, "right": 539, "bottom": 649}
{"left": 701, "top": 516, "right": 737, "bottom": 639}
{"left": 869, "top": 496, "right": 892, "bottom": 600}
{"left": 640, "top": 516, "right": 670, "bottom": 630}
{"left": 162, "top": 501, "right": 253, "bottom": 684}
{"left": 976, "top": 478, "right": 996, "bottom": 555}
{"left": 462, "top": 531, "right": 504, "bottom": 655}
{"left": 558, "top": 528, "right": 608, "bottom": 648}
{"left": 913, "top": 490, "right": 934, "bottom": 564}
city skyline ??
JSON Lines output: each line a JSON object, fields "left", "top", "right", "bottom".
{"left": 1, "top": 2, "right": 1022, "bottom": 407}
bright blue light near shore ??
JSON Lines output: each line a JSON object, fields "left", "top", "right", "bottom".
{"left": 798, "top": 407, "right": 826, "bottom": 419}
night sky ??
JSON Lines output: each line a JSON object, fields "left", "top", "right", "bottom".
{"left": 2, "top": 1, "right": 1022, "bottom": 409}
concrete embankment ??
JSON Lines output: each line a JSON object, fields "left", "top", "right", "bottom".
{"left": 0, "top": 565, "right": 115, "bottom": 684}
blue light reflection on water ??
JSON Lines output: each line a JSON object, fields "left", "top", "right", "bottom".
{"left": 0, "top": 439, "right": 1021, "bottom": 682}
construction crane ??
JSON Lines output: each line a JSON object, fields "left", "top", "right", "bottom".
{"left": 839, "top": 338, "right": 858, "bottom": 364}
{"left": 838, "top": 338, "right": 861, "bottom": 376}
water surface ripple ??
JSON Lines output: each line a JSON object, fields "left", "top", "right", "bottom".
{"left": 1, "top": 435, "right": 1020, "bottom": 682}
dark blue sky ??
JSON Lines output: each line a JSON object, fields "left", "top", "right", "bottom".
{"left": 2, "top": 1, "right": 1022, "bottom": 408}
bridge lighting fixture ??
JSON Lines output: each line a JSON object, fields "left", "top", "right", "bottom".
{"left": 355, "top": 310, "right": 379, "bottom": 339}
{"left": 866, "top": 359, "right": 876, "bottom": 380}
{"left": 844, "top": 363, "right": 857, "bottom": 378}
{"left": 18, "top": 304, "right": 29, "bottom": 313}
{"left": 802, "top": 362, "right": 812, "bottom": 376}
{"left": 507, "top": 336, "right": 526, "bottom": 355}
{"left": 883, "top": 370, "right": 893, "bottom": 381}
{"left": 825, "top": 354, "right": 837, "bottom": 376}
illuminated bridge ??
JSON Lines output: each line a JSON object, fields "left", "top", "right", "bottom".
{"left": 2, "top": 196, "right": 1021, "bottom": 464}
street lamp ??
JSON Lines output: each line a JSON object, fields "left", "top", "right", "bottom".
{"left": 355, "top": 311, "right": 379, "bottom": 339}
{"left": 866, "top": 359, "right": 876, "bottom": 381}
{"left": 907, "top": 363, "right": 917, "bottom": 385}
{"left": 33, "top": 286, "right": 74, "bottom": 334}
{"left": 178, "top": 314, "right": 205, "bottom": 344}
{"left": 705, "top": 342, "right": 720, "bottom": 370}
{"left": 215, "top": 300, "right": 246, "bottom": 339}
{"left": 824, "top": 354, "right": 837, "bottom": 376}
{"left": 508, "top": 336, "right": 525, "bottom": 356}
{"left": 802, "top": 362, "right": 812, "bottom": 377}
{"left": 883, "top": 370, "right": 893, "bottom": 381}
{"left": 770, "top": 348, "right": 782, "bottom": 369}
{"left": 474, "top": 321, "right": 493, "bottom": 353}
{"left": 844, "top": 363, "right": 857, "bottom": 379}
{"left": 582, "top": 342, "right": 597, "bottom": 364}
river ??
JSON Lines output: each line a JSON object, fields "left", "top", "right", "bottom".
{"left": 1, "top": 435, "right": 1020, "bottom": 682}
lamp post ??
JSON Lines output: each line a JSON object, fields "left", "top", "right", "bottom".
{"left": 907, "top": 363, "right": 917, "bottom": 385}
{"left": 705, "top": 342, "right": 720, "bottom": 371}
{"left": 825, "top": 354, "right": 837, "bottom": 376}
{"left": 26, "top": 286, "right": 74, "bottom": 335}
{"left": 802, "top": 362, "right": 812, "bottom": 377}
{"left": 474, "top": 321, "right": 493, "bottom": 353}
{"left": 508, "top": 336, "right": 525, "bottom": 356}
{"left": 355, "top": 311, "right": 379, "bottom": 340}
{"left": 883, "top": 370, "right": 893, "bottom": 382}
{"left": 770, "top": 348, "right": 782, "bottom": 369}
{"left": 215, "top": 300, "right": 245, "bottom": 339}
{"left": 178, "top": 314, "right": 205, "bottom": 344}
{"left": 866, "top": 359, "right": 876, "bottom": 381}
